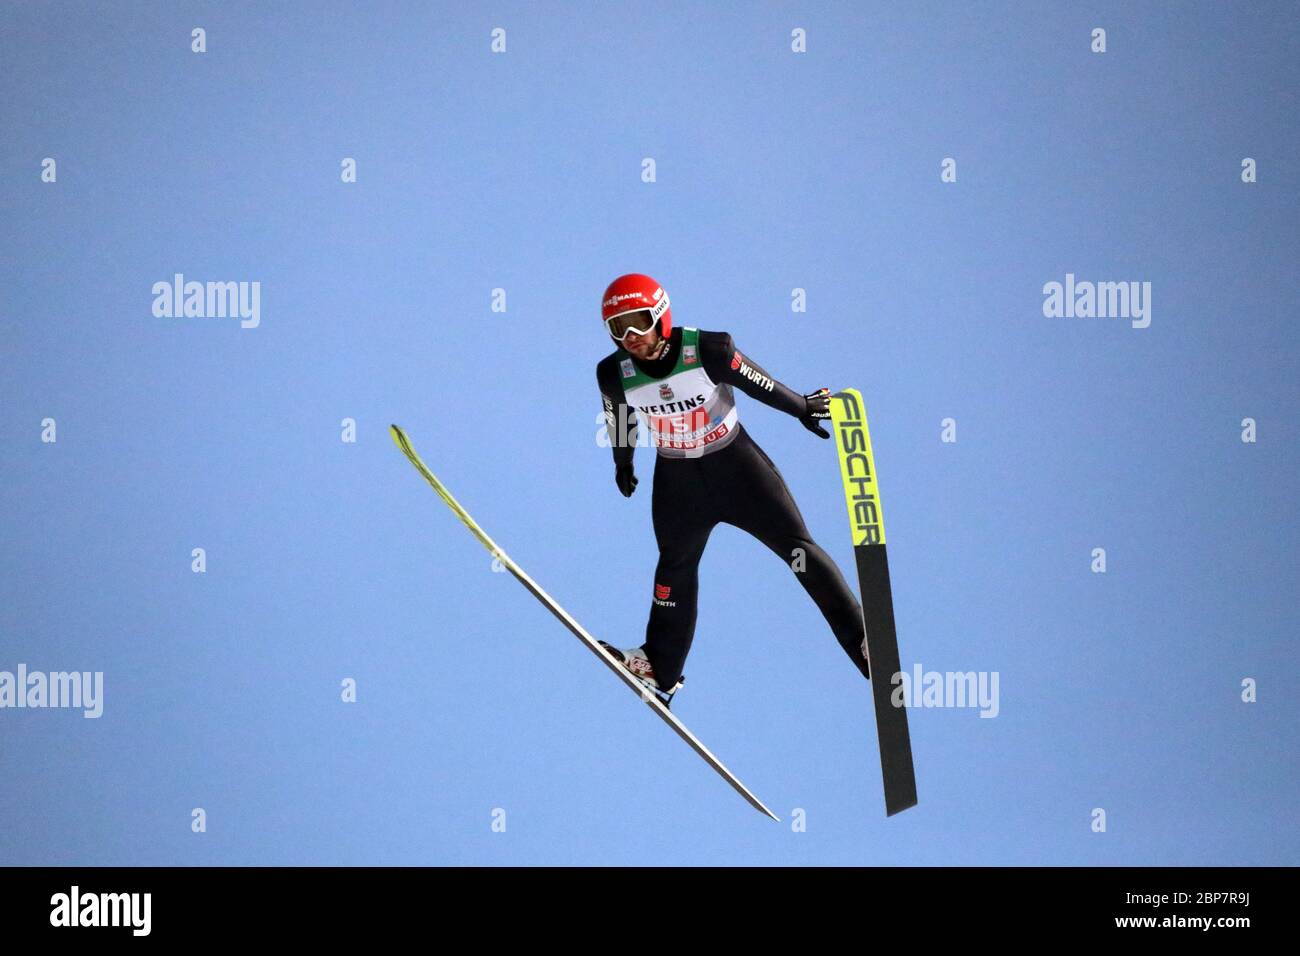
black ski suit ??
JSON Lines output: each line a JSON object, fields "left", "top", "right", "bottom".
{"left": 596, "top": 327, "right": 869, "bottom": 688}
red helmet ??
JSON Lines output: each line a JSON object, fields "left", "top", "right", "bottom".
{"left": 601, "top": 273, "right": 672, "bottom": 343}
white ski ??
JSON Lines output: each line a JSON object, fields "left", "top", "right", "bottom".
{"left": 390, "top": 424, "right": 779, "bottom": 821}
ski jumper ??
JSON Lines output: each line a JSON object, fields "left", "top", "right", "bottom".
{"left": 596, "top": 326, "right": 870, "bottom": 688}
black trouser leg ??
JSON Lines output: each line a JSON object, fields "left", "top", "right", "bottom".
{"left": 725, "top": 434, "right": 871, "bottom": 681}
{"left": 641, "top": 460, "right": 717, "bottom": 688}
{"left": 757, "top": 531, "right": 870, "bottom": 681}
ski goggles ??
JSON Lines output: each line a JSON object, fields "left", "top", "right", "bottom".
{"left": 605, "top": 293, "right": 669, "bottom": 343}
{"left": 605, "top": 309, "right": 659, "bottom": 342}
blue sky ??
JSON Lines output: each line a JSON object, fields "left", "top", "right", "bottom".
{"left": 1, "top": 1, "right": 1296, "bottom": 865}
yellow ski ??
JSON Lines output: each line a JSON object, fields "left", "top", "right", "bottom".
{"left": 390, "top": 424, "right": 778, "bottom": 821}
{"left": 828, "top": 390, "right": 918, "bottom": 816}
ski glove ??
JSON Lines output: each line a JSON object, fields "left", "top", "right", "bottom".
{"left": 800, "top": 387, "right": 832, "bottom": 439}
{"left": 615, "top": 463, "right": 639, "bottom": 497}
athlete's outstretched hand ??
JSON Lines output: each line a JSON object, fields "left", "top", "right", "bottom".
{"left": 615, "top": 462, "right": 639, "bottom": 497}
{"left": 800, "top": 387, "right": 832, "bottom": 439}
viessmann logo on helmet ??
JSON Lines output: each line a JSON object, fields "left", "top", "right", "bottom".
{"left": 604, "top": 292, "right": 645, "bottom": 308}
